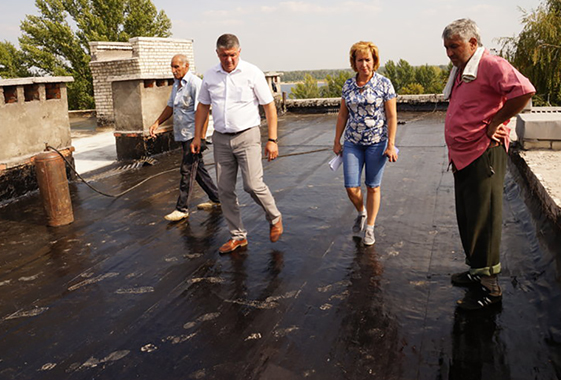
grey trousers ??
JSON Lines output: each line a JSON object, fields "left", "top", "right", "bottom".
{"left": 212, "top": 127, "right": 281, "bottom": 240}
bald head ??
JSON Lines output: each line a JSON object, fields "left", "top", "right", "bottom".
{"left": 172, "top": 54, "right": 189, "bottom": 66}
{"left": 171, "top": 54, "right": 189, "bottom": 80}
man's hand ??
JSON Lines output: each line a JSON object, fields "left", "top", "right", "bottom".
{"left": 149, "top": 123, "right": 159, "bottom": 138}
{"left": 486, "top": 92, "right": 534, "bottom": 143}
{"left": 191, "top": 137, "right": 202, "bottom": 154}
{"left": 149, "top": 106, "right": 173, "bottom": 138}
{"left": 487, "top": 123, "right": 509, "bottom": 143}
{"left": 265, "top": 141, "right": 278, "bottom": 161}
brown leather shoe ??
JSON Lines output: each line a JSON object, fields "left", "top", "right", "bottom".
{"left": 218, "top": 238, "right": 248, "bottom": 254}
{"left": 269, "top": 217, "right": 283, "bottom": 242}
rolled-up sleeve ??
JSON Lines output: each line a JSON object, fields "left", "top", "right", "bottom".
{"left": 198, "top": 78, "right": 211, "bottom": 105}
{"left": 253, "top": 71, "right": 274, "bottom": 105}
{"left": 488, "top": 59, "right": 536, "bottom": 100}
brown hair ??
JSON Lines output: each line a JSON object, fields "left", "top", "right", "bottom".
{"left": 216, "top": 34, "right": 240, "bottom": 50}
{"left": 349, "top": 41, "right": 380, "bottom": 72}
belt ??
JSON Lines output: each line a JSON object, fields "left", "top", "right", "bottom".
{"left": 219, "top": 127, "right": 255, "bottom": 136}
{"left": 489, "top": 140, "right": 503, "bottom": 148}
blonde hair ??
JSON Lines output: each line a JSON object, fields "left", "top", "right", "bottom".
{"left": 349, "top": 41, "right": 380, "bottom": 72}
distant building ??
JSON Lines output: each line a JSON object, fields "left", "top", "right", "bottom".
{"left": 89, "top": 37, "right": 195, "bottom": 128}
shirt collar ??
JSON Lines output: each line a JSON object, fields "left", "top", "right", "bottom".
{"left": 178, "top": 71, "right": 192, "bottom": 86}
{"left": 215, "top": 59, "right": 245, "bottom": 74}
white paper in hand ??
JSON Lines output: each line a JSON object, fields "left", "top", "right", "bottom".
{"left": 329, "top": 155, "right": 343, "bottom": 171}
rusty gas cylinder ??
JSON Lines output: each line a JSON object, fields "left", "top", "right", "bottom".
{"left": 35, "top": 150, "right": 74, "bottom": 226}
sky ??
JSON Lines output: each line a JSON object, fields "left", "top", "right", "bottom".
{"left": 0, "top": 0, "right": 544, "bottom": 74}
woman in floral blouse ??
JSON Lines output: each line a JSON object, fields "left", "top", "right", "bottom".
{"left": 333, "top": 41, "right": 398, "bottom": 245}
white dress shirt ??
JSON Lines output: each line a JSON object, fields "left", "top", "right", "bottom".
{"left": 198, "top": 59, "right": 274, "bottom": 134}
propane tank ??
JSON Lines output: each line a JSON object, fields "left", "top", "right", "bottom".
{"left": 35, "top": 149, "right": 74, "bottom": 226}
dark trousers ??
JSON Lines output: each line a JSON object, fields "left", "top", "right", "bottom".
{"left": 176, "top": 140, "right": 220, "bottom": 212}
{"left": 453, "top": 145, "right": 507, "bottom": 276}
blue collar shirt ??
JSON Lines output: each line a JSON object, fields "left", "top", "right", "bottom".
{"left": 167, "top": 71, "right": 202, "bottom": 141}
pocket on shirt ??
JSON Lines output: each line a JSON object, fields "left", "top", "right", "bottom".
{"left": 180, "top": 95, "right": 193, "bottom": 109}
{"left": 235, "top": 87, "right": 255, "bottom": 102}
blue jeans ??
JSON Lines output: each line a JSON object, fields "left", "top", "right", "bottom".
{"left": 343, "top": 140, "right": 388, "bottom": 188}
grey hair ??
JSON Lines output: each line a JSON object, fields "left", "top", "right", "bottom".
{"left": 442, "top": 18, "right": 482, "bottom": 46}
{"left": 216, "top": 34, "right": 240, "bottom": 50}
{"left": 172, "top": 54, "right": 189, "bottom": 66}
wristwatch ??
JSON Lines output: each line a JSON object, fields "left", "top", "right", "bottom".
{"left": 268, "top": 138, "right": 278, "bottom": 143}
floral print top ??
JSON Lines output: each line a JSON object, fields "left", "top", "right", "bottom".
{"left": 342, "top": 73, "right": 396, "bottom": 145}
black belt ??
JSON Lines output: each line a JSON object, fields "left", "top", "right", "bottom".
{"left": 219, "top": 127, "right": 255, "bottom": 136}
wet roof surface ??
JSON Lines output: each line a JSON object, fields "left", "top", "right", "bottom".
{"left": 1, "top": 112, "right": 561, "bottom": 379}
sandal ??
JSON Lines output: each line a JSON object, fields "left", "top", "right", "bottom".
{"left": 457, "top": 285, "right": 502, "bottom": 311}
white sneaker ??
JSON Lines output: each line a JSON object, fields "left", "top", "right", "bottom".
{"left": 352, "top": 213, "right": 366, "bottom": 236}
{"left": 197, "top": 201, "right": 221, "bottom": 210}
{"left": 164, "top": 210, "right": 189, "bottom": 221}
{"left": 363, "top": 227, "right": 375, "bottom": 246}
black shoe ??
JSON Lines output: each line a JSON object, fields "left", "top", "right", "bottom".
{"left": 451, "top": 271, "right": 481, "bottom": 287}
{"left": 457, "top": 285, "right": 502, "bottom": 311}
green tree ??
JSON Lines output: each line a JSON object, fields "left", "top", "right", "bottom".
{"left": 498, "top": 0, "right": 561, "bottom": 105}
{"left": 0, "top": 41, "right": 32, "bottom": 78}
{"left": 400, "top": 83, "right": 424, "bottom": 95}
{"left": 13, "top": 0, "right": 171, "bottom": 109}
{"left": 289, "top": 74, "right": 322, "bottom": 99}
{"left": 441, "top": 62, "right": 454, "bottom": 89}
{"left": 282, "top": 69, "right": 353, "bottom": 82}
{"left": 381, "top": 60, "right": 399, "bottom": 91}
{"left": 321, "top": 71, "right": 353, "bottom": 98}
{"left": 381, "top": 59, "right": 416, "bottom": 93}
{"left": 396, "top": 59, "right": 416, "bottom": 92}
{"left": 415, "top": 64, "right": 444, "bottom": 94}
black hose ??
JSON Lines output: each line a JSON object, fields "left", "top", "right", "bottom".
{"left": 46, "top": 145, "right": 331, "bottom": 199}
{"left": 47, "top": 145, "right": 176, "bottom": 198}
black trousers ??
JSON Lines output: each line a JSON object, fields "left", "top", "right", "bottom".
{"left": 176, "top": 140, "right": 220, "bottom": 212}
{"left": 453, "top": 145, "right": 506, "bottom": 276}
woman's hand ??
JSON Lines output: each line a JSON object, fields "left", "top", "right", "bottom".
{"left": 384, "top": 145, "right": 398, "bottom": 162}
{"left": 333, "top": 141, "right": 343, "bottom": 156}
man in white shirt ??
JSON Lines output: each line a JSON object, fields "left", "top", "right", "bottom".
{"left": 191, "top": 34, "right": 283, "bottom": 254}
{"left": 150, "top": 54, "right": 220, "bottom": 221}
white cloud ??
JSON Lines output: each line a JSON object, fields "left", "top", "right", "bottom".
{"left": 279, "top": 1, "right": 334, "bottom": 13}
{"left": 260, "top": 5, "right": 278, "bottom": 13}
{"left": 467, "top": 4, "right": 499, "bottom": 13}
{"left": 276, "top": 1, "right": 380, "bottom": 14}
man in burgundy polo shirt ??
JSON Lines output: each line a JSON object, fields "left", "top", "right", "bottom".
{"left": 442, "top": 19, "right": 535, "bottom": 310}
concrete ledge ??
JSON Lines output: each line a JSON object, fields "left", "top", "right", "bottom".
{"left": 285, "top": 98, "right": 340, "bottom": 113}
{"left": 396, "top": 94, "right": 448, "bottom": 111}
{"left": 529, "top": 106, "right": 561, "bottom": 113}
{"left": 510, "top": 148, "right": 561, "bottom": 230}
{"left": 285, "top": 94, "right": 449, "bottom": 113}
{"left": 516, "top": 113, "right": 561, "bottom": 141}
{"left": 69, "top": 109, "right": 96, "bottom": 118}
{"left": 129, "top": 36, "right": 194, "bottom": 44}
{"left": 0, "top": 76, "right": 74, "bottom": 86}
{"left": 109, "top": 74, "right": 174, "bottom": 82}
